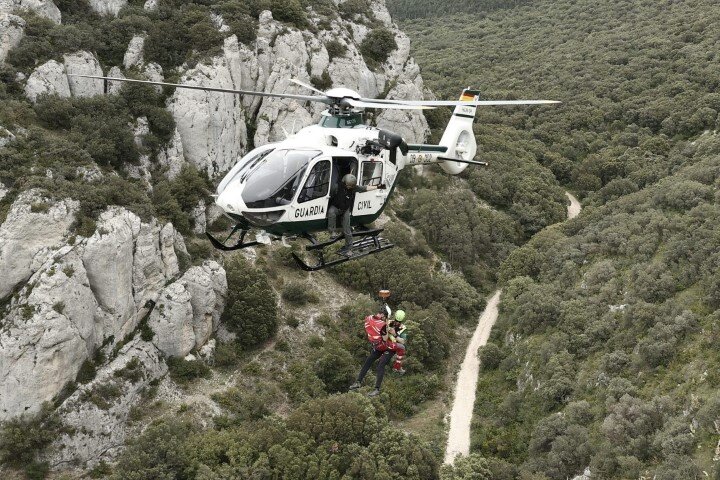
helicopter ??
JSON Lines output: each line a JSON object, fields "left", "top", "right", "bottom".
{"left": 71, "top": 74, "right": 559, "bottom": 271}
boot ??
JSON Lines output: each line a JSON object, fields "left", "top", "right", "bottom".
{"left": 348, "top": 381, "right": 362, "bottom": 391}
{"left": 393, "top": 367, "right": 406, "bottom": 375}
{"left": 367, "top": 388, "right": 381, "bottom": 397}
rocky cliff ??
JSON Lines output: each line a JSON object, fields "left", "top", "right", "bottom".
{"left": 11, "top": 0, "right": 429, "bottom": 178}
{"left": 0, "top": 0, "right": 430, "bottom": 470}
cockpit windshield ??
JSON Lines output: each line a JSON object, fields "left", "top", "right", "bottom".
{"left": 319, "top": 113, "right": 364, "bottom": 128}
{"left": 242, "top": 149, "right": 322, "bottom": 208}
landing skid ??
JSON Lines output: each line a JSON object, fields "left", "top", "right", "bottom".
{"left": 292, "top": 228, "right": 394, "bottom": 272}
{"left": 205, "top": 224, "right": 261, "bottom": 251}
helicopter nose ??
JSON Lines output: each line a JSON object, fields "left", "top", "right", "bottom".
{"left": 217, "top": 189, "right": 243, "bottom": 214}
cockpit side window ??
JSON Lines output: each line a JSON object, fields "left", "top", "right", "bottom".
{"left": 360, "top": 161, "right": 383, "bottom": 186}
{"left": 298, "top": 160, "right": 331, "bottom": 203}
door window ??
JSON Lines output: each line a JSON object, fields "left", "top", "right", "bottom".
{"left": 360, "top": 161, "right": 383, "bottom": 186}
{"left": 299, "top": 160, "right": 331, "bottom": 203}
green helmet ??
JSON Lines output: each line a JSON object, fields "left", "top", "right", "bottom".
{"left": 395, "top": 310, "right": 406, "bottom": 322}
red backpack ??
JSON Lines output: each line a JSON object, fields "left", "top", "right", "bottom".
{"left": 364, "top": 314, "right": 386, "bottom": 345}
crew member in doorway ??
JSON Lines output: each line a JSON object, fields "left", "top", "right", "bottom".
{"left": 328, "top": 174, "right": 385, "bottom": 255}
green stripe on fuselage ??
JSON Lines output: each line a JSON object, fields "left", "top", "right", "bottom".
{"left": 407, "top": 144, "right": 448, "bottom": 153}
{"left": 263, "top": 183, "right": 397, "bottom": 236}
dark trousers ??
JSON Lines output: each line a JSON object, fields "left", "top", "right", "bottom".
{"left": 328, "top": 206, "right": 352, "bottom": 247}
{"left": 357, "top": 347, "right": 394, "bottom": 389}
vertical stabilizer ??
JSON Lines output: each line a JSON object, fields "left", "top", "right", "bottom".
{"left": 438, "top": 89, "right": 480, "bottom": 174}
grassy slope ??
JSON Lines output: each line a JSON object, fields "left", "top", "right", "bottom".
{"left": 399, "top": 0, "right": 720, "bottom": 478}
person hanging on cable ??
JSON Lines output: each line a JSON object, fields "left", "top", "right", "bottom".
{"left": 348, "top": 291, "right": 405, "bottom": 396}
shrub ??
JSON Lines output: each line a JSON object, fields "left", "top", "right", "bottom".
{"left": 281, "top": 281, "right": 319, "bottom": 305}
{"left": 314, "top": 347, "right": 356, "bottom": 393}
{"left": 360, "top": 27, "right": 397, "bottom": 66}
{"left": 167, "top": 357, "right": 211, "bottom": 384}
{"left": 110, "top": 419, "right": 197, "bottom": 480}
{"left": 310, "top": 70, "right": 332, "bottom": 91}
{"left": 339, "top": 0, "right": 370, "bottom": 18}
{"left": 222, "top": 255, "right": 278, "bottom": 348}
{"left": 0, "top": 404, "right": 62, "bottom": 476}
{"left": 271, "top": 0, "right": 307, "bottom": 28}
{"left": 80, "top": 380, "right": 124, "bottom": 409}
{"left": 479, "top": 342, "right": 503, "bottom": 370}
{"left": 325, "top": 39, "right": 347, "bottom": 61}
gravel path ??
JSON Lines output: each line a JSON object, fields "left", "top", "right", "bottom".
{"left": 444, "top": 191, "right": 581, "bottom": 464}
{"left": 566, "top": 191, "right": 581, "bottom": 219}
{"left": 443, "top": 290, "right": 501, "bottom": 464}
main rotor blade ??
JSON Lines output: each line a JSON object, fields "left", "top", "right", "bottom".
{"left": 289, "top": 78, "right": 326, "bottom": 96}
{"left": 68, "top": 74, "right": 332, "bottom": 104}
{"left": 344, "top": 98, "right": 434, "bottom": 110}
{"left": 361, "top": 98, "right": 561, "bottom": 107}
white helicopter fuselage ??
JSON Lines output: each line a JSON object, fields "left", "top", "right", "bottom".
{"left": 215, "top": 120, "right": 401, "bottom": 236}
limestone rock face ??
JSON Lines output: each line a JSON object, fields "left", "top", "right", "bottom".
{"left": 88, "top": 0, "right": 126, "bottom": 16}
{"left": 168, "top": 3, "right": 429, "bottom": 179}
{"left": 24, "top": 59, "right": 71, "bottom": 102}
{"left": 157, "top": 128, "right": 187, "bottom": 179}
{"left": 167, "top": 36, "right": 250, "bottom": 178}
{"left": 123, "top": 34, "right": 144, "bottom": 69}
{"left": 106, "top": 66, "right": 126, "bottom": 94}
{"left": 0, "top": 248, "right": 97, "bottom": 420}
{"left": 47, "top": 339, "right": 168, "bottom": 468}
{"left": 0, "top": 201, "right": 193, "bottom": 421}
{"left": 25, "top": 51, "right": 105, "bottom": 102}
{"left": 64, "top": 51, "right": 104, "bottom": 97}
{"left": 376, "top": 63, "right": 429, "bottom": 143}
{"left": 148, "top": 281, "right": 195, "bottom": 357}
{"left": 149, "top": 260, "right": 226, "bottom": 357}
{"left": 0, "top": 181, "right": 7, "bottom": 200}
{"left": 0, "top": 0, "right": 61, "bottom": 24}
{"left": 82, "top": 208, "right": 141, "bottom": 337}
{"left": 183, "top": 261, "right": 227, "bottom": 348}
{"left": 0, "top": 13, "right": 24, "bottom": 64}
{"left": 0, "top": 124, "right": 15, "bottom": 147}
{"left": 0, "top": 190, "right": 78, "bottom": 299}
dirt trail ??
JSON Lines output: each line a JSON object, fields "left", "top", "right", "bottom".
{"left": 444, "top": 191, "right": 581, "bottom": 464}
{"left": 566, "top": 191, "right": 581, "bottom": 220}
{"left": 443, "top": 290, "right": 501, "bottom": 464}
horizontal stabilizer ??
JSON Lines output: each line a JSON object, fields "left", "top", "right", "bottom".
{"left": 438, "top": 156, "right": 488, "bottom": 166}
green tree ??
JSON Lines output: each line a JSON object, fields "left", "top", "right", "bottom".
{"left": 221, "top": 255, "right": 278, "bottom": 348}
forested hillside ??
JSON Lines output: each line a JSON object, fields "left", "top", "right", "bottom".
{"left": 0, "top": 0, "right": 570, "bottom": 478}
{"left": 398, "top": 0, "right": 720, "bottom": 478}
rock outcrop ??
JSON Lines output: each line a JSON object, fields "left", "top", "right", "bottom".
{"left": 167, "top": 4, "right": 429, "bottom": 179}
{"left": 0, "top": 248, "right": 98, "bottom": 419}
{"left": 0, "top": 124, "right": 15, "bottom": 147}
{"left": 149, "top": 260, "right": 227, "bottom": 357}
{"left": 105, "top": 66, "right": 126, "bottom": 94}
{"left": 0, "top": 13, "right": 24, "bottom": 64}
{"left": 64, "top": 51, "right": 104, "bottom": 97}
{"left": 0, "top": 190, "right": 78, "bottom": 299}
{"left": 123, "top": 34, "right": 144, "bottom": 69}
{"left": 48, "top": 339, "right": 167, "bottom": 468}
{"left": 0, "top": 0, "right": 61, "bottom": 24}
{"left": 25, "top": 51, "right": 104, "bottom": 102}
{"left": 24, "top": 59, "right": 71, "bottom": 102}
{"left": 0, "top": 200, "right": 199, "bottom": 421}
{"left": 88, "top": 0, "right": 126, "bottom": 17}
